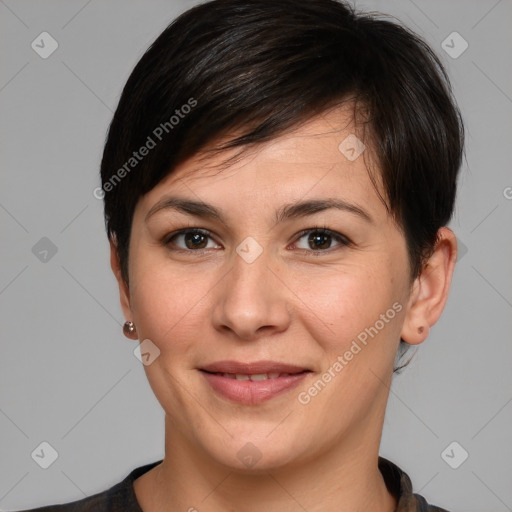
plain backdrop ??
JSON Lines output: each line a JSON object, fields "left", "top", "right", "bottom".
{"left": 1, "top": 1, "right": 511, "bottom": 511}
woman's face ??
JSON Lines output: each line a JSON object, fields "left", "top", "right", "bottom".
{"left": 118, "top": 108, "right": 414, "bottom": 471}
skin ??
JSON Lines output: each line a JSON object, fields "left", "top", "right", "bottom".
{"left": 110, "top": 106, "right": 457, "bottom": 512}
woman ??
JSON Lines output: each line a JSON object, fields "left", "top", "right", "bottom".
{"left": 18, "top": 0, "right": 463, "bottom": 510}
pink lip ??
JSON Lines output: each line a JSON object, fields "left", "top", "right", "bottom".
{"left": 199, "top": 360, "right": 311, "bottom": 405}
{"left": 200, "top": 360, "right": 309, "bottom": 374}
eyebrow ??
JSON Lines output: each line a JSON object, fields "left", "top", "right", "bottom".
{"left": 145, "top": 196, "right": 373, "bottom": 225}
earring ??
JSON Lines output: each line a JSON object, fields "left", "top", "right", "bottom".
{"left": 417, "top": 326, "right": 425, "bottom": 334}
{"left": 123, "top": 321, "right": 137, "bottom": 338}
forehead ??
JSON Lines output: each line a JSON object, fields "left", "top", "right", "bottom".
{"left": 136, "top": 107, "right": 384, "bottom": 216}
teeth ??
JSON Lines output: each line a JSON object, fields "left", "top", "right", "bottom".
{"left": 250, "top": 373, "right": 268, "bottom": 381}
{"left": 218, "top": 372, "right": 290, "bottom": 380}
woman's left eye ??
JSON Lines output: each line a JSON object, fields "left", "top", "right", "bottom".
{"left": 163, "top": 227, "right": 350, "bottom": 253}
{"left": 293, "top": 228, "right": 351, "bottom": 253}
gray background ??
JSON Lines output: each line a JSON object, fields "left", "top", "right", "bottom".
{"left": 1, "top": 0, "right": 511, "bottom": 510}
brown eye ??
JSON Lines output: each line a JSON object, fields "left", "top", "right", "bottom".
{"left": 308, "top": 231, "right": 331, "bottom": 250}
{"left": 165, "top": 229, "right": 218, "bottom": 251}
{"left": 294, "top": 228, "right": 350, "bottom": 252}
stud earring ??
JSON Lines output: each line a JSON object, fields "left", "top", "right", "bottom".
{"left": 417, "top": 326, "right": 425, "bottom": 334}
{"left": 123, "top": 321, "right": 137, "bottom": 338}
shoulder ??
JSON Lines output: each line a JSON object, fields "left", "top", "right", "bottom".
{"left": 12, "top": 460, "right": 163, "bottom": 512}
{"left": 413, "top": 493, "right": 451, "bottom": 512}
{"left": 378, "top": 456, "right": 452, "bottom": 512}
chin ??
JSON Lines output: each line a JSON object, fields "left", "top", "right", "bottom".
{"left": 199, "top": 428, "right": 310, "bottom": 474}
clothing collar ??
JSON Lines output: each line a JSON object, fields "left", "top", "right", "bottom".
{"left": 121, "top": 457, "right": 446, "bottom": 512}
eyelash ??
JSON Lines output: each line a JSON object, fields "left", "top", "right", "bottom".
{"left": 162, "top": 225, "right": 352, "bottom": 256}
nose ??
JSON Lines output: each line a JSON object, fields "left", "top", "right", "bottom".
{"left": 212, "top": 247, "right": 291, "bottom": 341}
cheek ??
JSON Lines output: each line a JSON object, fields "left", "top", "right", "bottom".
{"left": 301, "top": 262, "right": 400, "bottom": 348}
{"left": 302, "top": 267, "right": 406, "bottom": 414}
{"left": 128, "top": 249, "right": 212, "bottom": 355}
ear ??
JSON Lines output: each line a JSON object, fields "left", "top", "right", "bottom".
{"left": 401, "top": 227, "right": 458, "bottom": 345}
{"left": 109, "top": 238, "right": 132, "bottom": 322}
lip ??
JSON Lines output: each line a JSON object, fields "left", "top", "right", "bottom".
{"left": 200, "top": 360, "right": 309, "bottom": 375}
{"left": 199, "top": 360, "right": 311, "bottom": 405}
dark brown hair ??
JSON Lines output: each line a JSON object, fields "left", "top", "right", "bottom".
{"left": 100, "top": 0, "right": 464, "bottom": 372}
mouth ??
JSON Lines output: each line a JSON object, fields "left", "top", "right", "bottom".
{"left": 199, "top": 360, "right": 312, "bottom": 405}
{"left": 204, "top": 371, "right": 301, "bottom": 380}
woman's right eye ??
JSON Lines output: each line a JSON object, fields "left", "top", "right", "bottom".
{"left": 164, "top": 229, "right": 220, "bottom": 252}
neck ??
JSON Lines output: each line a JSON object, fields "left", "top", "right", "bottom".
{"left": 134, "top": 410, "right": 396, "bottom": 512}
